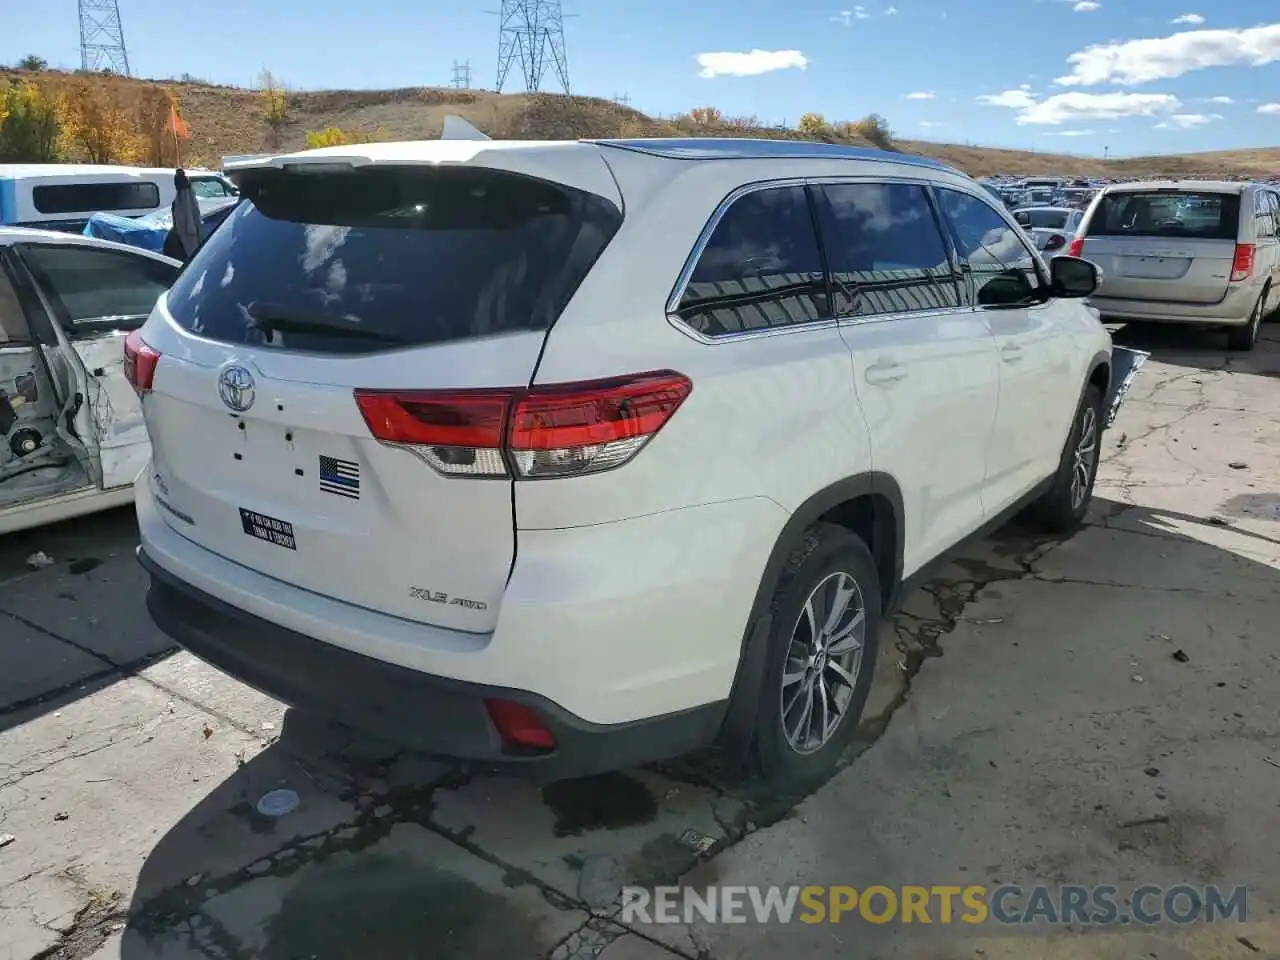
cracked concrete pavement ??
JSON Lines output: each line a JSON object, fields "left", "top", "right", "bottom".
{"left": 2, "top": 324, "right": 1279, "bottom": 960}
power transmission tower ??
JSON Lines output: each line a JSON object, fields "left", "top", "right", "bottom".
{"left": 452, "top": 60, "right": 473, "bottom": 88}
{"left": 79, "top": 0, "right": 132, "bottom": 75}
{"left": 613, "top": 92, "right": 631, "bottom": 107}
{"left": 495, "top": 0, "right": 570, "bottom": 93}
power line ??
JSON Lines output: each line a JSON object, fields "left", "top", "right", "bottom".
{"left": 79, "top": 0, "right": 131, "bottom": 75}
{"left": 495, "top": 0, "right": 571, "bottom": 93}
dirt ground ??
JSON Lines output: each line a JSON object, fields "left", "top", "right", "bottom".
{"left": 1, "top": 323, "right": 1278, "bottom": 960}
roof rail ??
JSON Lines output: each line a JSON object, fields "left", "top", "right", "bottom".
{"left": 588, "top": 137, "right": 961, "bottom": 174}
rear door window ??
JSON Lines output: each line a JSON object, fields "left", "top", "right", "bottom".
{"left": 815, "top": 181, "right": 962, "bottom": 316}
{"left": 1255, "top": 191, "right": 1277, "bottom": 240}
{"left": 20, "top": 244, "right": 178, "bottom": 335}
{"left": 676, "top": 185, "right": 828, "bottom": 337}
{"left": 165, "top": 166, "right": 622, "bottom": 355}
{"left": 1087, "top": 191, "right": 1240, "bottom": 240}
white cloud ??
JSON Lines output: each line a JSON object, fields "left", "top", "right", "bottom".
{"left": 1073, "top": 1, "right": 1101, "bottom": 11}
{"left": 1171, "top": 13, "right": 1205, "bottom": 24}
{"left": 981, "top": 88, "right": 1182, "bottom": 124}
{"left": 1154, "top": 112, "right": 1220, "bottom": 128}
{"left": 696, "top": 50, "right": 809, "bottom": 78}
{"left": 1207, "top": 95, "right": 1234, "bottom": 103}
{"left": 904, "top": 91, "right": 936, "bottom": 99}
{"left": 1055, "top": 23, "right": 1280, "bottom": 86}
{"left": 1259, "top": 102, "right": 1280, "bottom": 115}
{"left": 1045, "top": 129, "right": 1096, "bottom": 136}
{"left": 977, "top": 86, "right": 1037, "bottom": 109}
{"left": 919, "top": 121, "right": 947, "bottom": 128}
{"left": 884, "top": 5, "right": 898, "bottom": 14}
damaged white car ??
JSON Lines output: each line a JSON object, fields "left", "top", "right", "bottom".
{"left": 0, "top": 228, "right": 179, "bottom": 534}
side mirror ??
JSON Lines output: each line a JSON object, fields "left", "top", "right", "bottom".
{"left": 1050, "top": 255, "right": 1099, "bottom": 298}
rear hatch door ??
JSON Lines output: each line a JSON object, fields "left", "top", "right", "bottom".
{"left": 139, "top": 150, "right": 623, "bottom": 632}
{"left": 1083, "top": 189, "right": 1239, "bottom": 305}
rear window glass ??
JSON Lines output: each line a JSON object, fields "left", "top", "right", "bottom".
{"left": 1087, "top": 191, "right": 1239, "bottom": 240}
{"left": 1016, "top": 209, "right": 1069, "bottom": 229}
{"left": 165, "top": 166, "right": 622, "bottom": 354}
{"left": 32, "top": 181, "right": 161, "bottom": 215}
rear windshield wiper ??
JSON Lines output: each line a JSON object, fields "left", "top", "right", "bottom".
{"left": 245, "top": 303, "right": 405, "bottom": 343}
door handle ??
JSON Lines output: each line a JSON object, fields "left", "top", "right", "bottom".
{"left": 1000, "top": 344, "right": 1024, "bottom": 364}
{"left": 864, "top": 361, "right": 907, "bottom": 385}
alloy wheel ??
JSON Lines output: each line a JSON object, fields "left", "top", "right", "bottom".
{"left": 781, "top": 571, "right": 867, "bottom": 755}
{"left": 1070, "top": 404, "right": 1098, "bottom": 511}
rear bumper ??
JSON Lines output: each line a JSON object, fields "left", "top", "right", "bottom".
{"left": 140, "top": 547, "right": 725, "bottom": 781}
{"left": 1089, "top": 281, "right": 1259, "bottom": 325}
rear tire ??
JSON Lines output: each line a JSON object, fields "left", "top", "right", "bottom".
{"left": 1227, "top": 291, "right": 1266, "bottom": 352}
{"left": 743, "top": 523, "right": 881, "bottom": 795}
{"left": 1026, "top": 383, "right": 1104, "bottom": 533}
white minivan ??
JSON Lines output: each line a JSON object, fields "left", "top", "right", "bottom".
{"left": 0, "top": 164, "right": 238, "bottom": 234}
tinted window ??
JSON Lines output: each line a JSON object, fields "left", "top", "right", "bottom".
{"left": 936, "top": 189, "right": 1042, "bottom": 307}
{"left": 32, "top": 181, "right": 161, "bottom": 215}
{"left": 677, "top": 186, "right": 826, "bottom": 337}
{"left": 166, "top": 166, "right": 622, "bottom": 354}
{"left": 1086, "top": 190, "right": 1239, "bottom": 241}
{"left": 817, "top": 182, "right": 961, "bottom": 316}
{"left": 20, "top": 245, "right": 177, "bottom": 334}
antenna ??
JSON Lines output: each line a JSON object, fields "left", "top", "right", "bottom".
{"left": 79, "top": 0, "right": 132, "bottom": 75}
{"left": 494, "top": 0, "right": 571, "bottom": 93}
{"left": 451, "top": 60, "right": 473, "bottom": 89}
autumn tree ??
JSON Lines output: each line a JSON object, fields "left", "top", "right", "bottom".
{"left": 798, "top": 112, "right": 830, "bottom": 138}
{"left": 687, "top": 105, "right": 723, "bottom": 125}
{"left": 135, "top": 86, "right": 188, "bottom": 166}
{"left": 0, "top": 80, "right": 62, "bottom": 161}
{"left": 258, "top": 69, "right": 289, "bottom": 148}
{"left": 304, "top": 126, "right": 376, "bottom": 148}
{"left": 852, "top": 113, "right": 894, "bottom": 149}
{"left": 59, "top": 77, "right": 141, "bottom": 163}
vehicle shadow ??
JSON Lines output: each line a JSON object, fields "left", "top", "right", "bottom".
{"left": 0, "top": 504, "right": 175, "bottom": 735}
{"left": 117, "top": 494, "right": 1280, "bottom": 959}
{"left": 1110, "top": 318, "right": 1280, "bottom": 371}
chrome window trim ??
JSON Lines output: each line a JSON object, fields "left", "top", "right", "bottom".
{"left": 665, "top": 173, "right": 971, "bottom": 344}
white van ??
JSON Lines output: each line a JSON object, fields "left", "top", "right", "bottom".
{"left": 0, "top": 164, "right": 238, "bottom": 233}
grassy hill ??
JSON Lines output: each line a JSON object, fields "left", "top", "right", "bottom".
{"left": 5, "top": 69, "right": 1279, "bottom": 179}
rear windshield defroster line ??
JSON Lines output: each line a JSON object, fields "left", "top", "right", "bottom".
{"left": 1087, "top": 191, "right": 1240, "bottom": 241}
{"left": 164, "top": 165, "right": 623, "bottom": 355}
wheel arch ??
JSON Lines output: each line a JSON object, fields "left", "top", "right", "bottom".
{"left": 718, "top": 472, "right": 905, "bottom": 749}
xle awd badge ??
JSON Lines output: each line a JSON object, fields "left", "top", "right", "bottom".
{"left": 410, "top": 587, "right": 488, "bottom": 611}
{"left": 218, "top": 364, "right": 255, "bottom": 413}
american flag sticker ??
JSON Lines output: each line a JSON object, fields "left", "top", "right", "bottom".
{"left": 318, "top": 455, "right": 360, "bottom": 499}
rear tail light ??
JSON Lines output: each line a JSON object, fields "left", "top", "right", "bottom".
{"left": 1231, "top": 243, "right": 1256, "bottom": 282}
{"left": 355, "top": 371, "right": 692, "bottom": 480}
{"left": 485, "top": 699, "right": 555, "bottom": 752}
{"left": 123, "top": 330, "right": 161, "bottom": 393}
{"left": 1044, "top": 234, "right": 1066, "bottom": 252}
{"left": 1067, "top": 238, "right": 1085, "bottom": 258}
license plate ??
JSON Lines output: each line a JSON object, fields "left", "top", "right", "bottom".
{"left": 239, "top": 508, "right": 296, "bottom": 550}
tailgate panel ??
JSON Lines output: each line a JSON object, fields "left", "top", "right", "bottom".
{"left": 1087, "top": 238, "right": 1234, "bottom": 304}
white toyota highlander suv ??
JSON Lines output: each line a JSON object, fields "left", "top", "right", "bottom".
{"left": 130, "top": 138, "right": 1118, "bottom": 792}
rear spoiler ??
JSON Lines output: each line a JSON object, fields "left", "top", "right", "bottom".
{"left": 221, "top": 117, "right": 490, "bottom": 174}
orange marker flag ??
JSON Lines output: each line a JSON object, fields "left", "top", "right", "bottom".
{"left": 168, "top": 100, "right": 190, "bottom": 138}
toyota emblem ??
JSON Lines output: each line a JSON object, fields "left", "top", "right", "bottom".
{"left": 218, "top": 364, "right": 256, "bottom": 413}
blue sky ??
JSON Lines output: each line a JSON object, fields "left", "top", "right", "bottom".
{"left": 6, "top": 0, "right": 1280, "bottom": 157}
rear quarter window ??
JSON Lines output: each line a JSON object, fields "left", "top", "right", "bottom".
{"left": 1087, "top": 191, "right": 1239, "bottom": 241}
{"left": 165, "top": 166, "right": 622, "bottom": 354}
